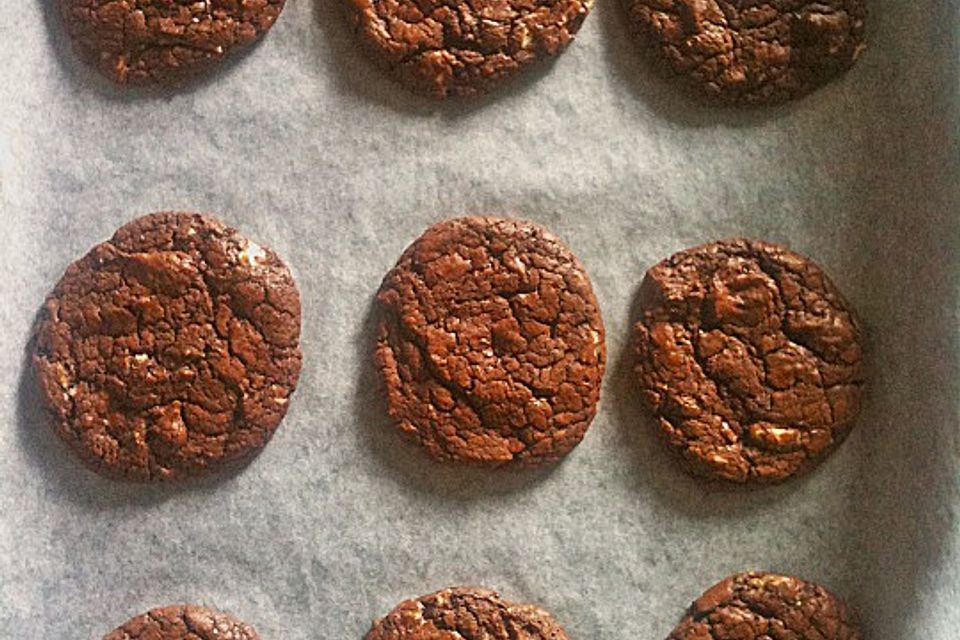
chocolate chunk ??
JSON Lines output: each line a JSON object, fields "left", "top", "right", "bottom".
{"left": 345, "top": 0, "right": 593, "bottom": 97}
{"left": 633, "top": 239, "right": 864, "bottom": 483}
{"left": 103, "top": 604, "right": 260, "bottom": 640}
{"left": 669, "top": 572, "right": 862, "bottom": 640}
{"left": 622, "top": 0, "right": 867, "bottom": 104}
{"left": 60, "top": 0, "right": 287, "bottom": 85}
{"left": 33, "top": 212, "right": 302, "bottom": 481}
{"left": 376, "top": 216, "right": 605, "bottom": 465}
{"left": 367, "top": 587, "right": 569, "bottom": 640}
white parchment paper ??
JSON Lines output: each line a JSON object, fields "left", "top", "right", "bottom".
{"left": 1, "top": 1, "right": 958, "bottom": 638}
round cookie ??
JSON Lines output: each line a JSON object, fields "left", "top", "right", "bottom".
{"left": 668, "top": 572, "right": 862, "bottom": 640}
{"left": 103, "top": 604, "right": 260, "bottom": 640}
{"left": 60, "top": 0, "right": 287, "bottom": 85}
{"left": 633, "top": 239, "right": 864, "bottom": 483}
{"left": 345, "top": 0, "right": 593, "bottom": 97}
{"left": 375, "top": 216, "right": 605, "bottom": 465}
{"left": 367, "top": 587, "right": 569, "bottom": 640}
{"left": 622, "top": 0, "right": 867, "bottom": 105}
{"left": 33, "top": 212, "right": 302, "bottom": 481}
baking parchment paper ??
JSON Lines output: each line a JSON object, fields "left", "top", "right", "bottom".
{"left": 1, "top": 1, "right": 958, "bottom": 638}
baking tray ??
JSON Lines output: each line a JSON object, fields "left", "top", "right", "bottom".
{"left": 1, "top": 1, "right": 958, "bottom": 638}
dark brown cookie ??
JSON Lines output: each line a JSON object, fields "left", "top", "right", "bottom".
{"left": 60, "top": 0, "right": 287, "bottom": 85}
{"left": 367, "top": 587, "right": 569, "bottom": 640}
{"left": 33, "top": 212, "right": 302, "bottom": 481}
{"left": 633, "top": 239, "right": 864, "bottom": 483}
{"left": 345, "top": 0, "right": 593, "bottom": 97}
{"left": 376, "top": 216, "right": 605, "bottom": 465}
{"left": 623, "top": 0, "right": 867, "bottom": 105}
{"left": 103, "top": 604, "right": 260, "bottom": 640}
{"left": 669, "top": 572, "right": 862, "bottom": 640}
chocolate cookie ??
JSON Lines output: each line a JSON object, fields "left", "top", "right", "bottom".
{"left": 33, "top": 212, "right": 302, "bottom": 481}
{"left": 669, "top": 572, "right": 862, "bottom": 640}
{"left": 367, "top": 587, "right": 569, "bottom": 640}
{"left": 60, "top": 0, "right": 287, "bottom": 85}
{"left": 345, "top": 0, "right": 592, "bottom": 97}
{"left": 103, "top": 604, "right": 260, "bottom": 640}
{"left": 623, "top": 0, "right": 867, "bottom": 105}
{"left": 376, "top": 217, "right": 605, "bottom": 465}
{"left": 633, "top": 239, "right": 864, "bottom": 483}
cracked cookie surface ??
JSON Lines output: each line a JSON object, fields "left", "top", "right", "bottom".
{"left": 103, "top": 604, "right": 260, "bottom": 640}
{"left": 60, "top": 0, "right": 287, "bottom": 84}
{"left": 623, "top": 0, "right": 866, "bottom": 104}
{"left": 345, "top": 0, "right": 593, "bottom": 97}
{"left": 33, "top": 212, "right": 302, "bottom": 481}
{"left": 669, "top": 572, "right": 862, "bottom": 640}
{"left": 634, "top": 239, "right": 864, "bottom": 483}
{"left": 376, "top": 217, "right": 605, "bottom": 465}
{"left": 367, "top": 587, "right": 569, "bottom": 640}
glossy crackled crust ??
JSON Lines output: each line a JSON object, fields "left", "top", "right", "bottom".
{"left": 33, "top": 212, "right": 302, "bottom": 481}
{"left": 623, "top": 0, "right": 866, "bottom": 104}
{"left": 367, "top": 587, "right": 569, "bottom": 640}
{"left": 103, "top": 604, "right": 260, "bottom": 640}
{"left": 345, "top": 0, "right": 593, "bottom": 97}
{"left": 669, "top": 572, "right": 862, "bottom": 640}
{"left": 376, "top": 217, "right": 605, "bottom": 465}
{"left": 634, "top": 238, "right": 864, "bottom": 483}
{"left": 60, "top": 0, "right": 286, "bottom": 84}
